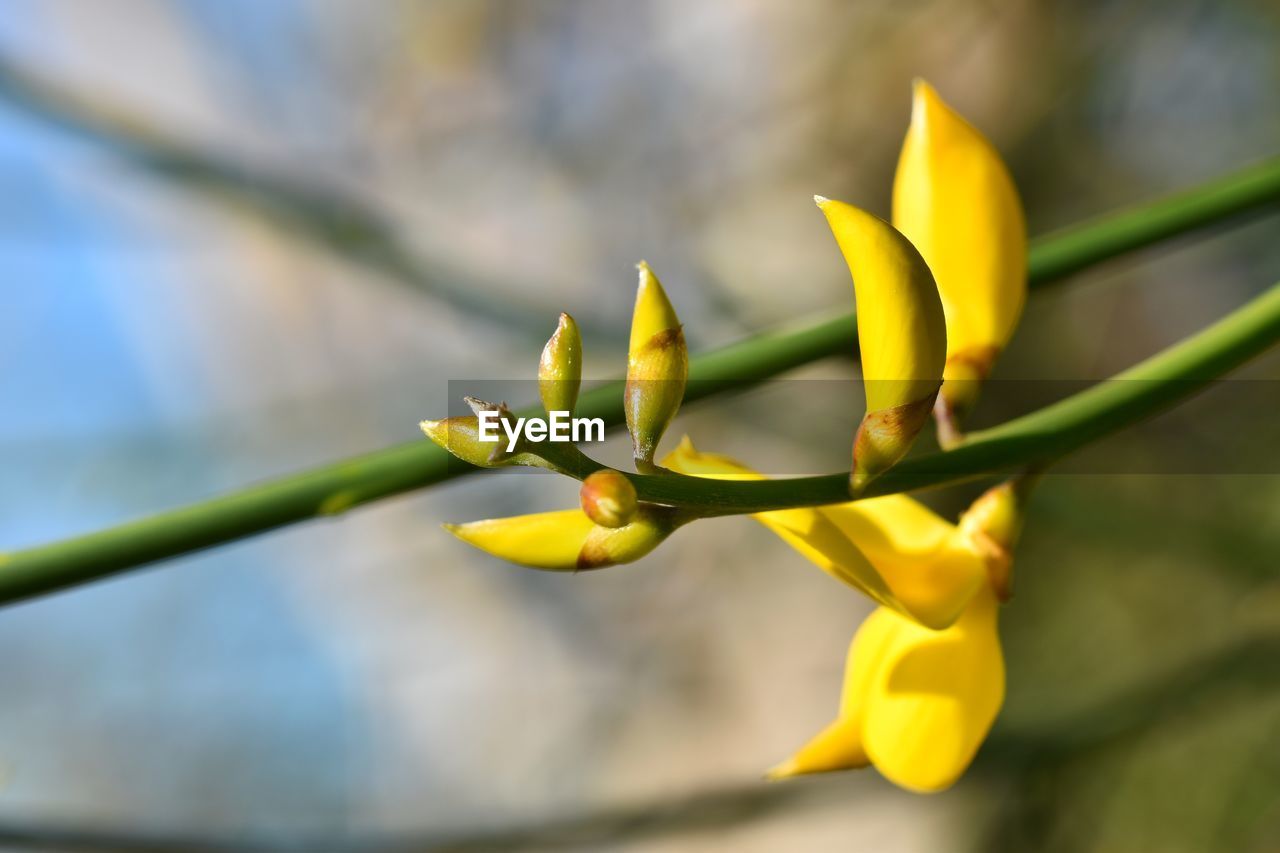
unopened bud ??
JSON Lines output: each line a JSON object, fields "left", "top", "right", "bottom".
{"left": 624, "top": 262, "right": 688, "bottom": 469}
{"left": 579, "top": 469, "right": 638, "bottom": 528}
{"left": 850, "top": 394, "right": 937, "bottom": 493}
{"left": 421, "top": 400, "right": 548, "bottom": 469}
{"left": 539, "top": 312, "right": 582, "bottom": 415}
{"left": 816, "top": 197, "right": 945, "bottom": 492}
{"left": 420, "top": 415, "right": 504, "bottom": 468}
{"left": 445, "top": 505, "right": 678, "bottom": 571}
{"left": 959, "top": 479, "right": 1031, "bottom": 602}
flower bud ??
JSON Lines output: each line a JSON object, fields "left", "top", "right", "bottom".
{"left": 958, "top": 479, "right": 1030, "bottom": 602}
{"left": 624, "top": 262, "right": 688, "bottom": 469}
{"left": 579, "top": 469, "right": 638, "bottom": 528}
{"left": 420, "top": 415, "right": 506, "bottom": 468}
{"left": 445, "top": 505, "right": 678, "bottom": 571}
{"left": 893, "top": 80, "right": 1027, "bottom": 439}
{"left": 539, "top": 312, "right": 582, "bottom": 415}
{"left": 815, "top": 197, "right": 946, "bottom": 492}
{"left": 421, "top": 399, "right": 549, "bottom": 469}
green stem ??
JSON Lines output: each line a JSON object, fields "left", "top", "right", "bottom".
{"left": 621, "top": 281, "right": 1280, "bottom": 513}
{"left": 2, "top": 160, "right": 1279, "bottom": 606}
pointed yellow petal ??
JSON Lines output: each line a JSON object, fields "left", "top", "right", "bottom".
{"left": 893, "top": 80, "right": 1026, "bottom": 384}
{"left": 445, "top": 510, "right": 595, "bottom": 570}
{"left": 662, "top": 440, "right": 982, "bottom": 628}
{"left": 861, "top": 586, "right": 1005, "bottom": 793}
{"left": 766, "top": 716, "right": 868, "bottom": 780}
{"left": 630, "top": 261, "right": 681, "bottom": 352}
{"left": 815, "top": 197, "right": 946, "bottom": 414}
{"left": 768, "top": 604, "right": 909, "bottom": 780}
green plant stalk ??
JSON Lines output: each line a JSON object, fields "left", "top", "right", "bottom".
{"left": 2, "top": 160, "right": 1279, "bottom": 606}
{"left": 615, "top": 281, "right": 1280, "bottom": 512}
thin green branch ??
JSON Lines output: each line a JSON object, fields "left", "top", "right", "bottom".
{"left": 2, "top": 162, "right": 1280, "bottom": 607}
{"left": 615, "top": 281, "right": 1280, "bottom": 513}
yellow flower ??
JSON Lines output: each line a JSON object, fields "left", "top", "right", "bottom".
{"left": 766, "top": 582, "right": 1003, "bottom": 792}
{"left": 767, "top": 482, "right": 1021, "bottom": 792}
{"left": 814, "top": 198, "right": 947, "bottom": 491}
{"left": 662, "top": 438, "right": 985, "bottom": 630}
{"left": 663, "top": 438, "right": 1018, "bottom": 792}
{"left": 893, "top": 80, "right": 1027, "bottom": 437}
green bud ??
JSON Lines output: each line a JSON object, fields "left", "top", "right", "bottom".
{"left": 539, "top": 312, "right": 583, "bottom": 415}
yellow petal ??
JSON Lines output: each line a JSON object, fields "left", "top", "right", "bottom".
{"left": 445, "top": 509, "right": 596, "bottom": 570}
{"left": 629, "top": 261, "right": 681, "bottom": 352}
{"left": 660, "top": 439, "right": 894, "bottom": 607}
{"left": 661, "top": 439, "right": 981, "bottom": 627}
{"left": 446, "top": 506, "right": 677, "bottom": 571}
{"left": 861, "top": 585, "right": 1005, "bottom": 793}
{"left": 893, "top": 80, "right": 1026, "bottom": 379}
{"left": 766, "top": 715, "right": 868, "bottom": 780}
{"left": 821, "top": 497, "right": 985, "bottom": 630}
{"left": 767, "top": 603, "right": 907, "bottom": 780}
{"left": 815, "top": 197, "right": 946, "bottom": 413}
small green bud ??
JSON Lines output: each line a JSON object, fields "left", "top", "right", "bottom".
{"left": 421, "top": 399, "right": 550, "bottom": 469}
{"left": 579, "top": 469, "right": 638, "bottom": 528}
{"left": 539, "top": 312, "right": 583, "bottom": 415}
{"left": 624, "top": 262, "right": 688, "bottom": 469}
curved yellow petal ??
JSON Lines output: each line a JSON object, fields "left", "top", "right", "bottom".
{"left": 447, "top": 506, "right": 677, "bottom": 571}
{"left": 767, "top": 603, "right": 907, "bottom": 780}
{"left": 893, "top": 80, "right": 1026, "bottom": 387}
{"left": 821, "top": 497, "right": 985, "bottom": 630}
{"left": 861, "top": 585, "right": 1005, "bottom": 793}
{"left": 815, "top": 197, "right": 946, "bottom": 414}
{"left": 445, "top": 510, "right": 596, "bottom": 570}
{"left": 661, "top": 439, "right": 981, "bottom": 627}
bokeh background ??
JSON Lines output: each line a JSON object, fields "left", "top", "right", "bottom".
{"left": 2, "top": 1, "right": 1279, "bottom": 851}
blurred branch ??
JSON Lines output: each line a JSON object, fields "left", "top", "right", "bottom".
{"left": 2, "top": 637, "right": 1275, "bottom": 852}
{"left": 0, "top": 52, "right": 618, "bottom": 341}
{"left": 1, "top": 266, "right": 1277, "bottom": 606}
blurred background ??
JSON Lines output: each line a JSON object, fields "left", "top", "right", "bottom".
{"left": 1, "top": 0, "right": 1279, "bottom": 850}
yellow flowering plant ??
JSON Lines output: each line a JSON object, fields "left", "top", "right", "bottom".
{"left": 420, "top": 81, "right": 1041, "bottom": 793}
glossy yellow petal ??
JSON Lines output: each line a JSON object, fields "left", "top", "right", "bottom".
{"left": 893, "top": 80, "right": 1026, "bottom": 405}
{"left": 660, "top": 439, "right": 981, "bottom": 626}
{"left": 661, "top": 439, "right": 896, "bottom": 606}
{"left": 815, "top": 197, "right": 946, "bottom": 413}
{"left": 445, "top": 509, "right": 596, "bottom": 570}
{"left": 861, "top": 585, "right": 1005, "bottom": 793}
{"left": 821, "top": 498, "right": 985, "bottom": 630}
{"left": 629, "top": 261, "right": 681, "bottom": 352}
{"left": 662, "top": 440, "right": 981, "bottom": 625}
{"left": 446, "top": 506, "right": 677, "bottom": 571}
